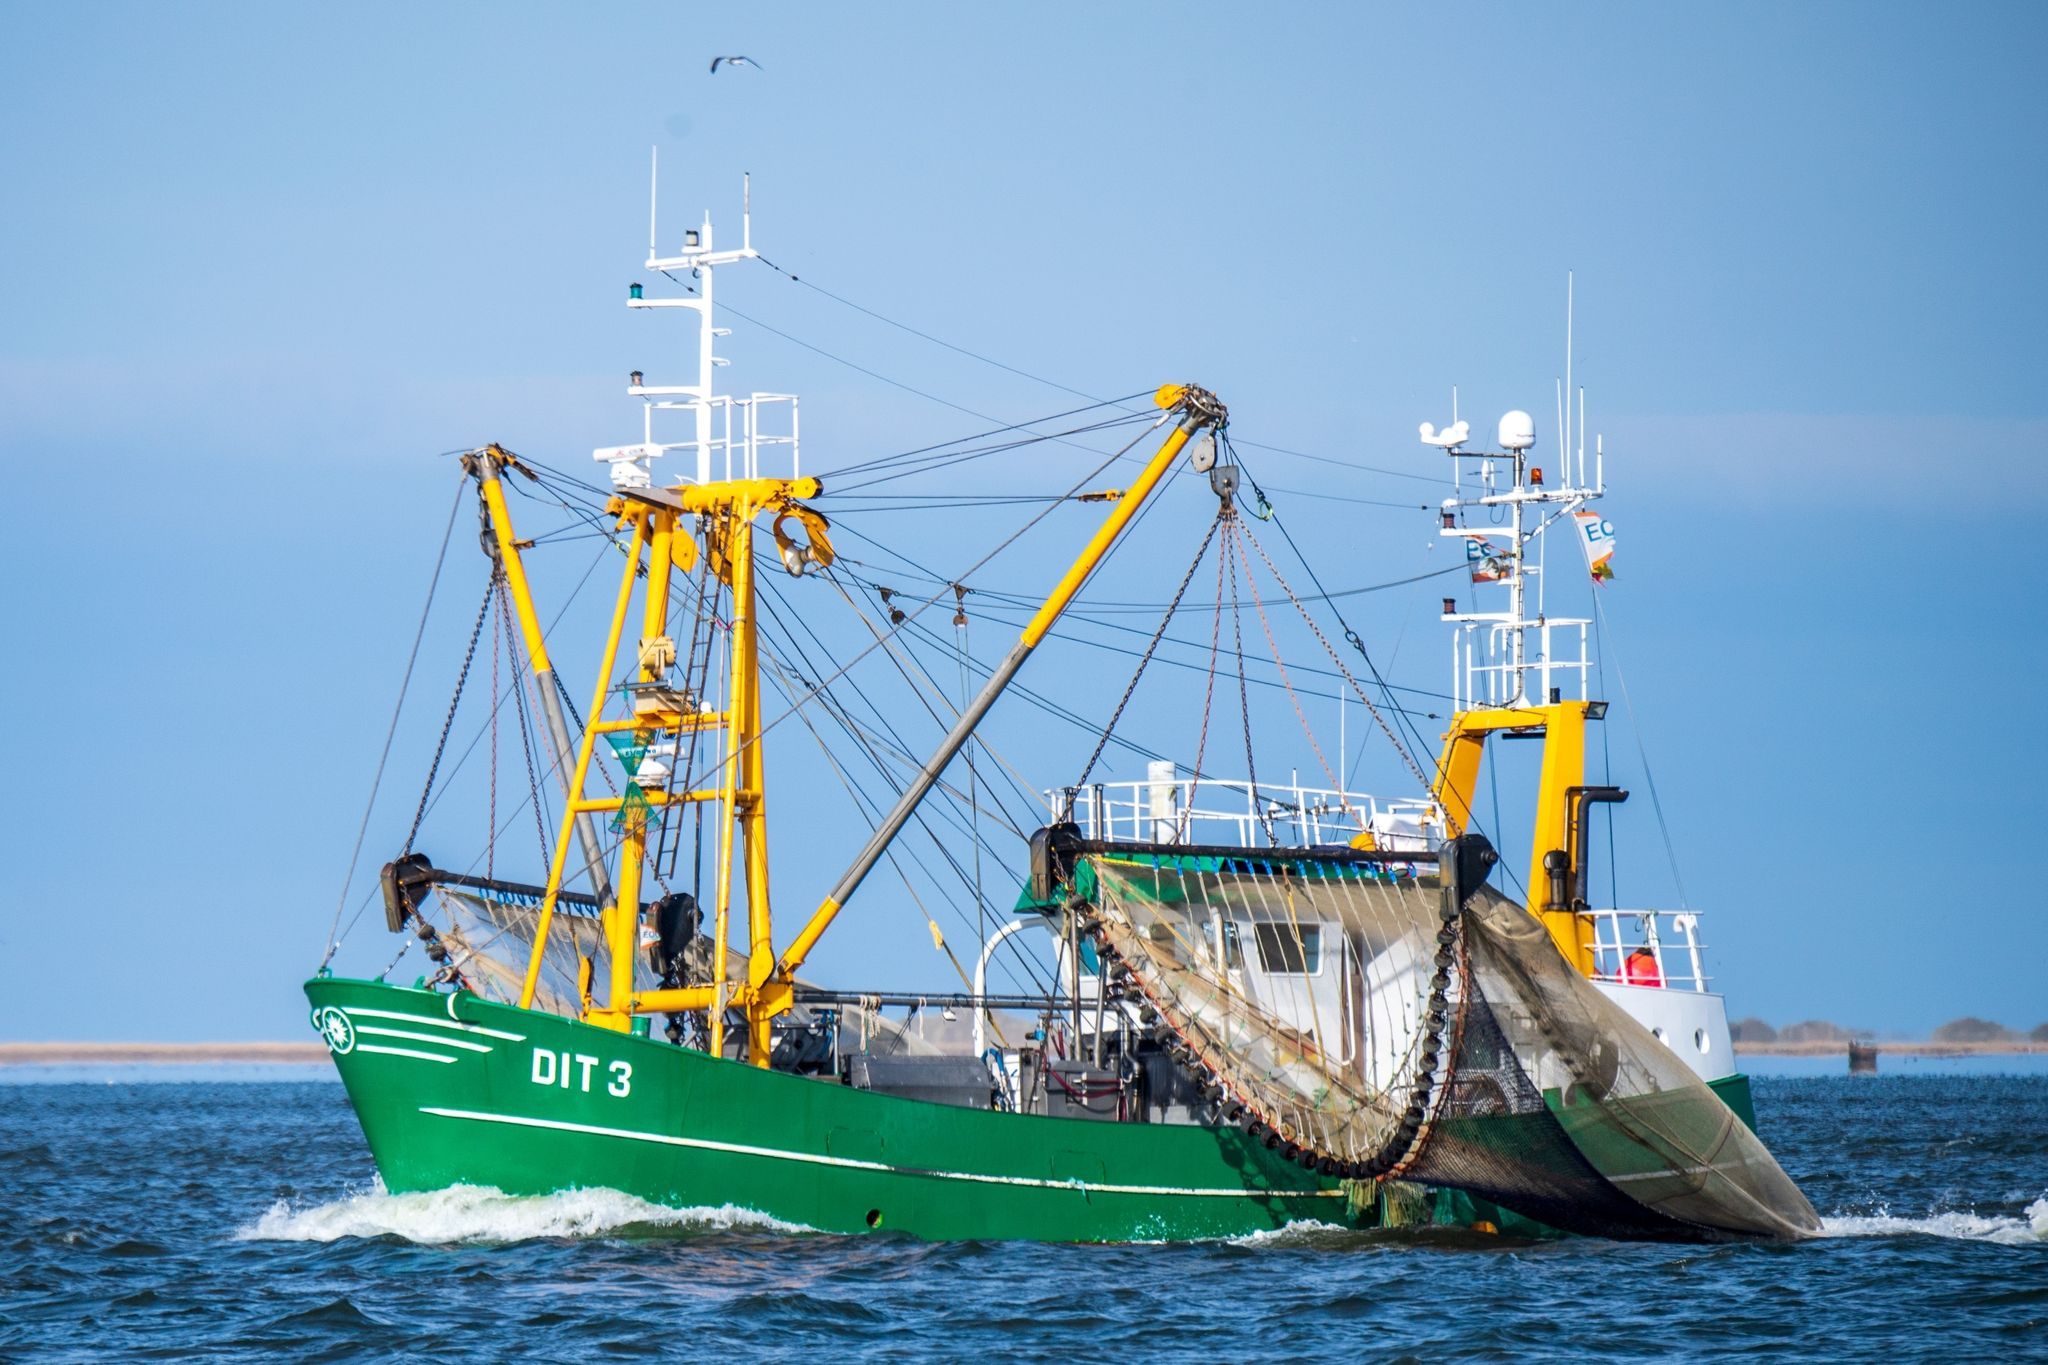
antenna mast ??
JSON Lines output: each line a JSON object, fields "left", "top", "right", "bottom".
{"left": 1422, "top": 372, "right": 1606, "bottom": 710}
{"left": 598, "top": 173, "right": 796, "bottom": 490}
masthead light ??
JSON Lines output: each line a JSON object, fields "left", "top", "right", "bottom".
{"left": 629, "top": 282, "right": 643, "bottom": 300}
{"left": 630, "top": 370, "right": 643, "bottom": 387}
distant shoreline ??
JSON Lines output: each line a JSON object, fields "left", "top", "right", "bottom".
{"left": 1735, "top": 1040, "right": 2048, "bottom": 1057}
{"left": 0, "top": 1043, "right": 329, "bottom": 1066}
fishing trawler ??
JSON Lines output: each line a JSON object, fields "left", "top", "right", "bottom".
{"left": 307, "top": 175, "right": 1819, "bottom": 1243}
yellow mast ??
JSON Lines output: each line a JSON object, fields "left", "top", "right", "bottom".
{"left": 466, "top": 445, "right": 614, "bottom": 907}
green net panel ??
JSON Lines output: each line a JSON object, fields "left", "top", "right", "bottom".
{"left": 1406, "top": 886, "right": 1821, "bottom": 1240}
{"left": 610, "top": 781, "right": 658, "bottom": 837}
{"left": 1075, "top": 850, "right": 1821, "bottom": 1242}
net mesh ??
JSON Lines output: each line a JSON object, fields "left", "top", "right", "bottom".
{"left": 1086, "top": 855, "right": 1451, "bottom": 1175}
{"left": 432, "top": 889, "right": 656, "bottom": 1017}
{"left": 610, "top": 782, "right": 657, "bottom": 837}
{"left": 1427, "top": 885, "right": 1820, "bottom": 1240}
{"left": 1077, "top": 850, "right": 1820, "bottom": 1242}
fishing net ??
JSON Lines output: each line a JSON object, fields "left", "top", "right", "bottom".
{"left": 1083, "top": 854, "right": 1452, "bottom": 1177}
{"left": 431, "top": 889, "right": 657, "bottom": 1018}
{"left": 1073, "top": 844, "right": 1820, "bottom": 1242}
{"left": 1409, "top": 885, "right": 1820, "bottom": 1240}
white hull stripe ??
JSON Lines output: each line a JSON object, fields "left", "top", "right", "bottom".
{"left": 344, "top": 1006, "right": 526, "bottom": 1042}
{"left": 359, "top": 1044, "right": 457, "bottom": 1064}
{"left": 419, "top": 1106, "right": 1343, "bottom": 1201}
{"left": 354, "top": 1025, "right": 493, "bottom": 1054}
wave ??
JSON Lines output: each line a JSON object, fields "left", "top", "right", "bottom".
{"left": 237, "top": 1181, "right": 812, "bottom": 1244}
{"left": 1225, "top": 1219, "right": 1363, "bottom": 1248}
{"left": 1823, "top": 1196, "right": 2047, "bottom": 1246}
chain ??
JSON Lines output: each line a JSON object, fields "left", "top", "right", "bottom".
{"left": 1237, "top": 520, "right": 1433, "bottom": 794}
{"left": 1181, "top": 524, "right": 1230, "bottom": 824}
{"left": 1232, "top": 517, "right": 1347, "bottom": 805}
{"left": 1074, "top": 511, "right": 1225, "bottom": 788}
{"left": 1078, "top": 868, "right": 1466, "bottom": 1182}
{"left": 555, "top": 673, "right": 619, "bottom": 797}
{"left": 1222, "top": 519, "right": 1267, "bottom": 843}
{"left": 401, "top": 578, "right": 495, "bottom": 856}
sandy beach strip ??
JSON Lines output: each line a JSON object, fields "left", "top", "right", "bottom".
{"left": 0, "top": 1042, "right": 329, "bottom": 1066}
{"left": 1735, "top": 1040, "right": 2048, "bottom": 1057}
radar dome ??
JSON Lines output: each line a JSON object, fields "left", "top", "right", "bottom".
{"left": 1498, "top": 410, "right": 1536, "bottom": 451}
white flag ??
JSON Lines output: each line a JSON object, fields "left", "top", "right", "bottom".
{"left": 1573, "top": 509, "right": 1615, "bottom": 582}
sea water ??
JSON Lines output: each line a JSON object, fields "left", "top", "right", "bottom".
{"left": 2, "top": 1066, "right": 2042, "bottom": 1360}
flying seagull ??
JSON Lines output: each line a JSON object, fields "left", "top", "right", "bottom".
{"left": 709, "top": 56, "right": 762, "bottom": 74}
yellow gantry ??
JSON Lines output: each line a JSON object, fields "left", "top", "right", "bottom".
{"left": 1429, "top": 701, "right": 1600, "bottom": 975}
{"left": 488, "top": 386, "right": 1226, "bottom": 1065}
{"left": 509, "top": 477, "right": 819, "bottom": 1059}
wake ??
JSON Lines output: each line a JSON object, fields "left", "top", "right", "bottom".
{"left": 238, "top": 1180, "right": 810, "bottom": 1244}
{"left": 1822, "top": 1196, "right": 2047, "bottom": 1246}
{"left": 1223, "top": 1199, "right": 2048, "bottom": 1249}
{"left": 236, "top": 1183, "right": 2047, "bottom": 1248}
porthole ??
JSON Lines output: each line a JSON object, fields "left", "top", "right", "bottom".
{"left": 1695, "top": 1029, "right": 1711, "bottom": 1054}
{"left": 865, "top": 1208, "right": 883, "bottom": 1229}
{"left": 1652, "top": 1027, "right": 1669, "bottom": 1044}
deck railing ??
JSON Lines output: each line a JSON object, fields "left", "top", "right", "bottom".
{"left": 1045, "top": 775, "right": 1439, "bottom": 851}
{"left": 1586, "top": 909, "right": 1710, "bottom": 993}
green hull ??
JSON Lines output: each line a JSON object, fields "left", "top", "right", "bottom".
{"left": 306, "top": 977, "right": 1366, "bottom": 1240}
{"left": 307, "top": 978, "right": 1761, "bottom": 1242}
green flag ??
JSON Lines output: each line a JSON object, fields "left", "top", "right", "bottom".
{"left": 606, "top": 732, "right": 649, "bottom": 777}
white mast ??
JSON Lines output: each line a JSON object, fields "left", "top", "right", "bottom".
{"left": 1415, "top": 273, "right": 1614, "bottom": 711}
{"left": 597, "top": 164, "right": 796, "bottom": 490}
{"left": 1421, "top": 397, "right": 1602, "bottom": 712}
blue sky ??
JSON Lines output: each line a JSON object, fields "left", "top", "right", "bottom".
{"left": 3, "top": 2, "right": 2043, "bottom": 1041}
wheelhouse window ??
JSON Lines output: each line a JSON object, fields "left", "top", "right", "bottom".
{"left": 1251, "top": 922, "right": 1321, "bottom": 974}
{"left": 1219, "top": 920, "right": 1245, "bottom": 971}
